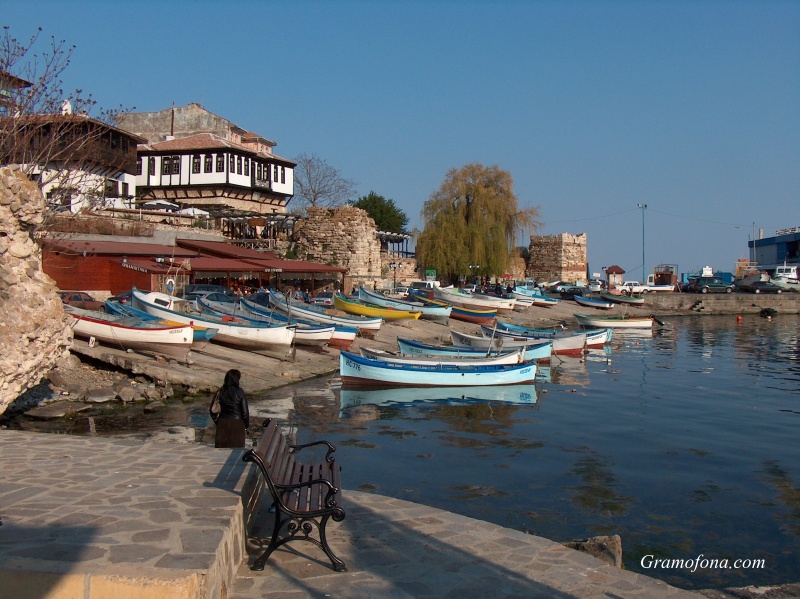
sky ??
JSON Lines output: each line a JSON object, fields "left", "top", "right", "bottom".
{"left": 4, "top": 0, "right": 799, "bottom": 279}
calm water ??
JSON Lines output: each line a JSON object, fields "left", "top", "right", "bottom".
{"left": 5, "top": 315, "right": 799, "bottom": 589}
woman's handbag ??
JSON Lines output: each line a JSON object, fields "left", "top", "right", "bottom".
{"left": 210, "top": 389, "right": 222, "bottom": 420}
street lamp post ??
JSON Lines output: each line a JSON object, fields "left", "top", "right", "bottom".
{"left": 389, "top": 261, "right": 398, "bottom": 290}
{"left": 637, "top": 204, "right": 647, "bottom": 279}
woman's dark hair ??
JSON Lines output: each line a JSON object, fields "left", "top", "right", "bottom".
{"left": 223, "top": 369, "right": 241, "bottom": 388}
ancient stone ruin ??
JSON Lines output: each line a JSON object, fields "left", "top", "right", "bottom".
{"left": 0, "top": 167, "right": 73, "bottom": 415}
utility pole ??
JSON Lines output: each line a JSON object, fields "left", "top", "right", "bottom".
{"left": 637, "top": 204, "right": 647, "bottom": 278}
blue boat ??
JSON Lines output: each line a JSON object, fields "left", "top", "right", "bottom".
{"left": 573, "top": 294, "right": 616, "bottom": 310}
{"left": 358, "top": 286, "right": 451, "bottom": 323}
{"left": 104, "top": 299, "right": 218, "bottom": 342}
{"left": 340, "top": 350, "right": 537, "bottom": 387}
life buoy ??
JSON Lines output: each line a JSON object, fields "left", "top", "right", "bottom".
{"left": 166, "top": 278, "right": 175, "bottom": 293}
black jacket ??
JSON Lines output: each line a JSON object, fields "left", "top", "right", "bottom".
{"left": 212, "top": 386, "right": 249, "bottom": 429}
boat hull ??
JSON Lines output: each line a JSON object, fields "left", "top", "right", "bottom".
{"left": 574, "top": 312, "right": 654, "bottom": 329}
{"left": 132, "top": 290, "right": 295, "bottom": 353}
{"left": 396, "top": 337, "right": 552, "bottom": 362}
{"left": 339, "top": 350, "right": 536, "bottom": 387}
{"left": 67, "top": 308, "right": 194, "bottom": 360}
{"left": 599, "top": 291, "right": 645, "bottom": 306}
{"left": 574, "top": 295, "right": 615, "bottom": 310}
{"left": 269, "top": 291, "right": 383, "bottom": 336}
{"left": 358, "top": 287, "right": 451, "bottom": 323}
{"left": 360, "top": 346, "right": 524, "bottom": 366}
{"left": 334, "top": 292, "right": 421, "bottom": 320}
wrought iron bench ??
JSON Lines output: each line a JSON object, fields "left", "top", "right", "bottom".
{"left": 242, "top": 418, "right": 346, "bottom": 572}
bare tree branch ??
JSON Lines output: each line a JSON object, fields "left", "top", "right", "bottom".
{"left": 291, "top": 152, "right": 357, "bottom": 214}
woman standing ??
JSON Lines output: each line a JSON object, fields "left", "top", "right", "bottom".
{"left": 210, "top": 369, "right": 250, "bottom": 448}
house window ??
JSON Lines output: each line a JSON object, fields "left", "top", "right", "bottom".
{"left": 244, "top": 159, "right": 249, "bottom": 176}
{"left": 149, "top": 157, "right": 156, "bottom": 175}
{"left": 171, "top": 156, "right": 180, "bottom": 174}
{"left": 216, "top": 154, "right": 224, "bottom": 172}
{"left": 281, "top": 166, "right": 285, "bottom": 184}
{"left": 273, "top": 165, "right": 278, "bottom": 182}
{"left": 162, "top": 157, "right": 171, "bottom": 175}
{"left": 121, "top": 182, "right": 129, "bottom": 197}
{"left": 237, "top": 156, "right": 242, "bottom": 175}
{"left": 105, "top": 179, "right": 118, "bottom": 197}
{"left": 136, "top": 159, "right": 142, "bottom": 175}
{"left": 229, "top": 154, "right": 235, "bottom": 172}
{"left": 204, "top": 154, "right": 213, "bottom": 173}
{"left": 192, "top": 155, "right": 201, "bottom": 174}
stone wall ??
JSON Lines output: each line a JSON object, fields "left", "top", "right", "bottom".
{"left": 527, "top": 233, "right": 587, "bottom": 284}
{"left": 292, "top": 206, "right": 383, "bottom": 288}
{"left": 0, "top": 167, "right": 73, "bottom": 415}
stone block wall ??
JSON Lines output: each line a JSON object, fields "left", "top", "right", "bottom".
{"left": 527, "top": 233, "right": 588, "bottom": 283}
{"left": 292, "top": 206, "right": 382, "bottom": 287}
{"left": 0, "top": 167, "right": 73, "bottom": 415}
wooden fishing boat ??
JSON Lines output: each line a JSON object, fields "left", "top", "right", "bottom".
{"left": 407, "top": 289, "right": 497, "bottom": 324}
{"left": 574, "top": 313, "right": 655, "bottom": 329}
{"left": 65, "top": 305, "right": 196, "bottom": 361}
{"left": 334, "top": 292, "right": 421, "bottom": 320}
{"left": 451, "top": 328, "right": 582, "bottom": 357}
{"left": 490, "top": 321, "right": 612, "bottom": 348}
{"left": 339, "top": 350, "right": 537, "bottom": 387}
{"left": 131, "top": 289, "right": 296, "bottom": 354}
{"left": 435, "top": 287, "right": 516, "bottom": 313}
{"left": 360, "top": 346, "right": 524, "bottom": 366}
{"left": 513, "top": 286, "right": 560, "bottom": 307}
{"left": 197, "top": 297, "right": 335, "bottom": 347}
{"left": 340, "top": 384, "right": 537, "bottom": 409}
{"left": 358, "top": 287, "right": 451, "bottom": 323}
{"left": 599, "top": 291, "right": 645, "bottom": 306}
{"left": 479, "top": 325, "right": 611, "bottom": 354}
{"left": 396, "top": 337, "right": 553, "bottom": 362}
{"left": 104, "top": 299, "right": 218, "bottom": 342}
{"left": 240, "top": 298, "right": 357, "bottom": 349}
{"left": 268, "top": 290, "right": 383, "bottom": 336}
{"left": 573, "top": 295, "right": 615, "bottom": 310}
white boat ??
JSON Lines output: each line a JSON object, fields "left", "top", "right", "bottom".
{"left": 573, "top": 295, "right": 615, "bottom": 310}
{"left": 198, "top": 296, "right": 334, "bottom": 347}
{"left": 478, "top": 325, "right": 611, "bottom": 354}
{"left": 450, "top": 328, "right": 579, "bottom": 358}
{"left": 339, "top": 384, "right": 537, "bottom": 409}
{"left": 132, "top": 289, "right": 295, "bottom": 354}
{"left": 574, "top": 312, "right": 655, "bottom": 329}
{"left": 396, "top": 337, "right": 553, "bottom": 362}
{"left": 434, "top": 287, "right": 516, "bottom": 313}
{"left": 339, "top": 350, "right": 537, "bottom": 387}
{"left": 65, "top": 305, "right": 195, "bottom": 361}
{"left": 360, "top": 346, "right": 524, "bottom": 366}
{"left": 241, "top": 298, "right": 357, "bottom": 349}
{"left": 269, "top": 290, "right": 383, "bottom": 336}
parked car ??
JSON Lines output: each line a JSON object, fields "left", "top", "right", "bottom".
{"left": 747, "top": 281, "right": 784, "bottom": 294}
{"left": 59, "top": 291, "right": 105, "bottom": 312}
{"left": 588, "top": 280, "right": 604, "bottom": 292}
{"left": 309, "top": 290, "right": 334, "bottom": 306}
{"left": 181, "top": 284, "right": 236, "bottom": 298}
{"left": 559, "top": 286, "right": 584, "bottom": 299}
{"left": 390, "top": 286, "right": 410, "bottom": 298}
{"left": 687, "top": 277, "right": 735, "bottom": 294}
{"left": 107, "top": 290, "right": 134, "bottom": 305}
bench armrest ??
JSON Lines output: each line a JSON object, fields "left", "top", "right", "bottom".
{"left": 276, "top": 477, "right": 341, "bottom": 508}
{"left": 289, "top": 440, "right": 337, "bottom": 463}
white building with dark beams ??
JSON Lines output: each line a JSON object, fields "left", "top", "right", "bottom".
{"left": 117, "top": 103, "right": 295, "bottom": 216}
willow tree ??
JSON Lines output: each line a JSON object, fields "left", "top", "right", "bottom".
{"left": 416, "top": 164, "right": 539, "bottom": 282}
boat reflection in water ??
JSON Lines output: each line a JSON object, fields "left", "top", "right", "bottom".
{"left": 339, "top": 384, "right": 538, "bottom": 410}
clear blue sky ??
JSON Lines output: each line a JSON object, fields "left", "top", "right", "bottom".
{"left": 5, "top": 1, "right": 798, "bottom": 278}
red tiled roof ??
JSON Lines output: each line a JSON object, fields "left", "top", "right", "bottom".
{"left": 139, "top": 133, "right": 295, "bottom": 165}
{"left": 113, "top": 257, "right": 181, "bottom": 274}
{"left": 175, "top": 240, "right": 346, "bottom": 273}
{"left": 42, "top": 240, "right": 198, "bottom": 258}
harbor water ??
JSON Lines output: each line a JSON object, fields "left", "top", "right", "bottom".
{"left": 5, "top": 314, "right": 799, "bottom": 590}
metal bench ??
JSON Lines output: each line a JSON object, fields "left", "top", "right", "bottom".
{"left": 242, "top": 419, "right": 346, "bottom": 572}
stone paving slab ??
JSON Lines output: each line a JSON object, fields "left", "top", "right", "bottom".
{"left": 0, "top": 430, "right": 249, "bottom": 599}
